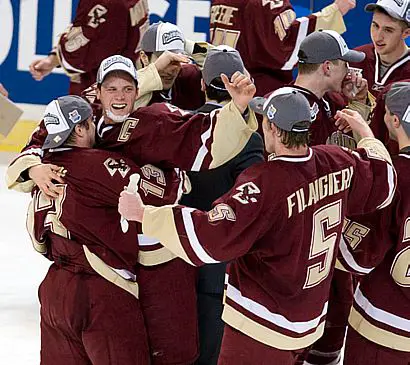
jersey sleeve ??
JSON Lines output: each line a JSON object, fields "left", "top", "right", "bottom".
{"left": 345, "top": 138, "right": 396, "bottom": 215}
{"left": 141, "top": 166, "right": 277, "bottom": 266}
{"left": 247, "top": 1, "right": 345, "bottom": 71}
{"left": 337, "top": 205, "right": 394, "bottom": 275}
{"left": 6, "top": 122, "right": 47, "bottom": 192}
{"left": 125, "top": 102, "right": 258, "bottom": 172}
{"left": 56, "top": 0, "right": 148, "bottom": 77}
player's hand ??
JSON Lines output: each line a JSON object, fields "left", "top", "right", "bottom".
{"left": 118, "top": 190, "right": 145, "bottom": 222}
{"left": 28, "top": 164, "right": 65, "bottom": 199}
{"left": 29, "top": 55, "right": 59, "bottom": 81}
{"left": 154, "top": 51, "right": 190, "bottom": 73}
{"left": 342, "top": 70, "right": 368, "bottom": 102}
{"left": 334, "top": 0, "right": 356, "bottom": 16}
{"left": 0, "top": 83, "right": 8, "bottom": 98}
{"left": 222, "top": 72, "right": 256, "bottom": 114}
{"left": 335, "top": 109, "right": 374, "bottom": 139}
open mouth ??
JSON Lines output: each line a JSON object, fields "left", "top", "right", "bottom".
{"left": 111, "top": 103, "right": 127, "bottom": 110}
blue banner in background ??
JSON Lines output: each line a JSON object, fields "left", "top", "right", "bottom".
{"left": 0, "top": 0, "right": 404, "bottom": 106}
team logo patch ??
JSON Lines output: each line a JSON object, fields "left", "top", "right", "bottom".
{"left": 68, "top": 110, "right": 81, "bottom": 124}
{"left": 88, "top": 4, "right": 107, "bottom": 29}
{"left": 267, "top": 105, "right": 277, "bottom": 120}
{"left": 104, "top": 158, "right": 131, "bottom": 178}
{"left": 162, "top": 30, "right": 183, "bottom": 45}
{"left": 44, "top": 113, "right": 60, "bottom": 126}
{"left": 232, "top": 182, "right": 261, "bottom": 205}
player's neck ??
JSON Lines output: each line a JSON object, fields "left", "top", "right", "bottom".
{"left": 274, "top": 144, "right": 309, "bottom": 157}
{"left": 378, "top": 43, "right": 408, "bottom": 66}
{"left": 294, "top": 75, "right": 328, "bottom": 99}
{"left": 397, "top": 133, "right": 410, "bottom": 151}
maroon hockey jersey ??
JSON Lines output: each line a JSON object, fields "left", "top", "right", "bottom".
{"left": 210, "top": 0, "right": 346, "bottom": 96}
{"left": 57, "top": 0, "right": 149, "bottom": 95}
{"left": 338, "top": 151, "right": 410, "bottom": 352}
{"left": 147, "top": 64, "right": 205, "bottom": 111}
{"left": 350, "top": 44, "right": 410, "bottom": 98}
{"left": 368, "top": 79, "right": 410, "bottom": 155}
{"left": 142, "top": 143, "right": 396, "bottom": 350}
{"left": 290, "top": 85, "right": 353, "bottom": 148}
{"left": 27, "top": 147, "right": 182, "bottom": 294}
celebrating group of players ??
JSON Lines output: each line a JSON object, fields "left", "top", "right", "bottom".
{"left": 4, "top": 0, "right": 410, "bottom": 364}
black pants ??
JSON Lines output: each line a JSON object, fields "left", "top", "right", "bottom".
{"left": 195, "top": 292, "right": 225, "bottom": 365}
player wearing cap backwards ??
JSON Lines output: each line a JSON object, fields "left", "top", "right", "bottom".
{"left": 28, "top": 95, "right": 188, "bottom": 365}
{"left": 137, "top": 21, "right": 205, "bottom": 110}
{"left": 29, "top": 0, "right": 149, "bottom": 95}
{"left": 119, "top": 87, "right": 396, "bottom": 365}
{"left": 7, "top": 52, "right": 257, "bottom": 365}
{"left": 335, "top": 82, "right": 410, "bottom": 365}
{"left": 349, "top": 0, "right": 410, "bottom": 153}
{"left": 210, "top": 0, "right": 356, "bottom": 96}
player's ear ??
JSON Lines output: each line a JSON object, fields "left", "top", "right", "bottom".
{"left": 322, "top": 61, "right": 331, "bottom": 76}
{"left": 200, "top": 79, "right": 206, "bottom": 92}
{"left": 393, "top": 114, "right": 401, "bottom": 129}
{"left": 140, "top": 51, "right": 149, "bottom": 67}
{"left": 402, "top": 27, "right": 410, "bottom": 40}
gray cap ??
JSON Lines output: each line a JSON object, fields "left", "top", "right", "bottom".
{"left": 298, "top": 30, "right": 365, "bottom": 64}
{"left": 202, "top": 45, "right": 245, "bottom": 89}
{"left": 140, "top": 22, "right": 185, "bottom": 53}
{"left": 96, "top": 55, "right": 138, "bottom": 85}
{"left": 385, "top": 81, "right": 410, "bottom": 135}
{"left": 42, "top": 95, "right": 93, "bottom": 150}
{"left": 249, "top": 87, "right": 312, "bottom": 132}
{"left": 365, "top": 0, "right": 410, "bottom": 23}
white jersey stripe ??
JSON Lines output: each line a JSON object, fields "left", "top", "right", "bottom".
{"left": 226, "top": 282, "right": 328, "bottom": 334}
{"left": 355, "top": 287, "right": 410, "bottom": 332}
{"left": 282, "top": 17, "right": 309, "bottom": 71}
{"left": 377, "top": 163, "right": 396, "bottom": 210}
{"left": 181, "top": 207, "right": 220, "bottom": 264}
{"left": 338, "top": 236, "right": 374, "bottom": 274}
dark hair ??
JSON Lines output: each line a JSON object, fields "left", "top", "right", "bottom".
{"left": 276, "top": 124, "right": 310, "bottom": 148}
{"left": 298, "top": 59, "right": 340, "bottom": 75}
{"left": 374, "top": 8, "right": 410, "bottom": 29}
{"left": 64, "top": 118, "right": 91, "bottom": 146}
{"left": 205, "top": 77, "right": 231, "bottom": 103}
{"left": 97, "top": 70, "right": 138, "bottom": 89}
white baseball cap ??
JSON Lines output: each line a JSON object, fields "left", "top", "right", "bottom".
{"left": 140, "top": 22, "right": 185, "bottom": 53}
{"left": 96, "top": 55, "right": 138, "bottom": 85}
{"left": 365, "top": 0, "right": 410, "bottom": 23}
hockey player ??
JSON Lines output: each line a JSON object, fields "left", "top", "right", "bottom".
{"left": 138, "top": 21, "right": 205, "bottom": 110}
{"left": 7, "top": 51, "right": 257, "bottom": 365}
{"left": 119, "top": 87, "right": 396, "bottom": 365}
{"left": 30, "top": 95, "right": 184, "bottom": 365}
{"left": 349, "top": 0, "right": 410, "bottom": 150}
{"left": 337, "top": 82, "right": 410, "bottom": 365}
{"left": 210, "top": 0, "right": 356, "bottom": 96}
{"left": 29, "top": 0, "right": 149, "bottom": 95}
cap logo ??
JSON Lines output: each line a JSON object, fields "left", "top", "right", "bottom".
{"left": 102, "top": 56, "right": 132, "bottom": 71}
{"left": 69, "top": 109, "right": 81, "bottom": 124}
{"left": 267, "top": 105, "right": 277, "bottom": 120}
{"left": 44, "top": 112, "right": 60, "bottom": 126}
{"left": 162, "top": 30, "right": 183, "bottom": 45}
{"left": 53, "top": 135, "right": 62, "bottom": 144}
{"left": 393, "top": 0, "right": 404, "bottom": 7}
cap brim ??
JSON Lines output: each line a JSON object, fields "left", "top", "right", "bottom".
{"left": 341, "top": 49, "right": 366, "bottom": 63}
{"left": 249, "top": 97, "right": 267, "bottom": 115}
{"left": 42, "top": 131, "right": 71, "bottom": 150}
